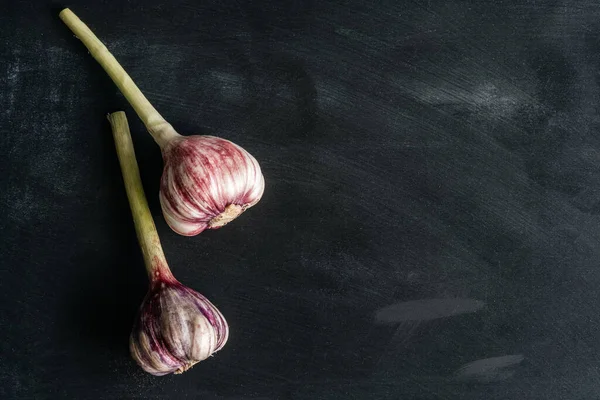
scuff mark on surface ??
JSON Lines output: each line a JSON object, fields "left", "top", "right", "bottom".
{"left": 374, "top": 298, "right": 485, "bottom": 324}
{"left": 454, "top": 354, "right": 524, "bottom": 383}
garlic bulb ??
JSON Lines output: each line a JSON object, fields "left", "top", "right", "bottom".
{"left": 130, "top": 278, "right": 229, "bottom": 375}
{"left": 160, "top": 135, "right": 264, "bottom": 235}
{"left": 60, "top": 9, "right": 265, "bottom": 236}
{"left": 108, "top": 112, "right": 229, "bottom": 375}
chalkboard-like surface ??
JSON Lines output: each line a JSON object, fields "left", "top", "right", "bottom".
{"left": 2, "top": 1, "right": 599, "bottom": 399}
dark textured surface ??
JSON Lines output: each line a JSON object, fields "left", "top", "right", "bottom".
{"left": 2, "top": 0, "right": 600, "bottom": 399}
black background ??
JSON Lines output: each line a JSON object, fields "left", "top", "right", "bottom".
{"left": 2, "top": 0, "right": 600, "bottom": 399}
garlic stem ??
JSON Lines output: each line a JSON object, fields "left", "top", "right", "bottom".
{"left": 108, "top": 111, "right": 175, "bottom": 283}
{"left": 60, "top": 8, "right": 178, "bottom": 148}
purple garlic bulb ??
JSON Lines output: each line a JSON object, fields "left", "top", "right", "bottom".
{"left": 130, "top": 273, "right": 229, "bottom": 376}
{"left": 106, "top": 111, "right": 229, "bottom": 376}
{"left": 60, "top": 8, "right": 265, "bottom": 237}
{"left": 159, "top": 135, "right": 265, "bottom": 236}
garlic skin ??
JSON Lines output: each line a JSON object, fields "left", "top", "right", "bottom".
{"left": 130, "top": 278, "right": 229, "bottom": 376}
{"left": 159, "top": 135, "right": 265, "bottom": 236}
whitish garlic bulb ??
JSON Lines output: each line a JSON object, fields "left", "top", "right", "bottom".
{"left": 107, "top": 111, "right": 229, "bottom": 376}
{"left": 60, "top": 8, "right": 265, "bottom": 237}
{"left": 130, "top": 278, "right": 229, "bottom": 375}
{"left": 159, "top": 135, "right": 265, "bottom": 236}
